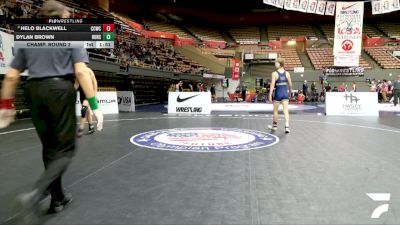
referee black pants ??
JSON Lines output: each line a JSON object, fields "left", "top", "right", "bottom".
{"left": 394, "top": 89, "right": 400, "bottom": 106}
{"left": 26, "top": 77, "right": 76, "bottom": 201}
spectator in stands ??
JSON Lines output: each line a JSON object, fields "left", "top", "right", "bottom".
{"left": 210, "top": 84, "right": 216, "bottom": 102}
{"left": 297, "top": 90, "right": 305, "bottom": 104}
{"left": 0, "top": 5, "right": 4, "bottom": 21}
{"left": 175, "top": 81, "right": 183, "bottom": 92}
{"left": 234, "top": 87, "right": 241, "bottom": 102}
{"left": 369, "top": 80, "right": 377, "bottom": 92}
{"left": 338, "top": 83, "right": 346, "bottom": 92}
{"left": 388, "top": 81, "right": 393, "bottom": 102}
{"left": 393, "top": 75, "right": 400, "bottom": 107}
{"left": 311, "top": 81, "right": 316, "bottom": 94}
{"left": 325, "top": 83, "right": 332, "bottom": 92}
{"left": 241, "top": 83, "right": 247, "bottom": 102}
{"left": 381, "top": 80, "right": 389, "bottom": 102}
{"left": 332, "top": 86, "right": 339, "bottom": 92}
{"left": 320, "top": 91, "right": 326, "bottom": 102}
{"left": 188, "top": 83, "right": 193, "bottom": 92}
{"left": 351, "top": 81, "right": 357, "bottom": 92}
{"left": 302, "top": 80, "right": 308, "bottom": 100}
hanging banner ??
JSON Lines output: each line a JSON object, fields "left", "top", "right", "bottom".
{"left": 333, "top": 1, "right": 364, "bottom": 67}
{"left": 276, "top": 0, "right": 285, "bottom": 8}
{"left": 334, "top": 55, "right": 360, "bottom": 67}
{"left": 284, "top": 0, "right": 293, "bottom": 9}
{"left": 232, "top": 59, "right": 240, "bottom": 81}
{"left": 393, "top": 0, "right": 400, "bottom": 11}
{"left": 307, "top": 0, "right": 318, "bottom": 13}
{"left": 316, "top": 0, "right": 327, "bottom": 15}
{"left": 325, "top": 1, "right": 336, "bottom": 15}
{"left": 323, "top": 67, "right": 364, "bottom": 77}
{"left": 299, "top": 0, "right": 309, "bottom": 12}
{"left": 291, "top": 0, "right": 301, "bottom": 11}
{"left": 382, "top": 0, "right": 392, "bottom": 13}
{"left": 372, "top": 0, "right": 400, "bottom": 14}
{"left": 372, "top": 0, "right": 382, "bottom": 14}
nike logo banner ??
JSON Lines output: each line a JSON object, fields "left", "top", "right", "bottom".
{"left": 177, "top": 94, "right": 200, "bottom": 103}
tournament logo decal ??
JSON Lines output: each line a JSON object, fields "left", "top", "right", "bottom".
{"left": 130, "top": 128, "right": 279, "bottom": 152}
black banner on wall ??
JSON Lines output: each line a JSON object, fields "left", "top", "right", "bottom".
{"left": 323, "top": 67, "right": 364, "bottom": 77}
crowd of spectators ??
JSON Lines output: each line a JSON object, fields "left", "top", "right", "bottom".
{"left": 0, "top": 1, "right": 210, "bottom": 75}
{"left": 367, "top": 79, "right": 395, "bottom": 102}
{"left": 0, "top": 1, "right": 44, "bottom": 32}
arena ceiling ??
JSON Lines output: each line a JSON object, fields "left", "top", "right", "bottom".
{"left": 111, "top": 0, "right": 400, "bottom": 25}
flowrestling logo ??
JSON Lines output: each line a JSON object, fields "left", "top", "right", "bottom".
{"left": 130, "top": 128, "right": 279, "bottom": 152}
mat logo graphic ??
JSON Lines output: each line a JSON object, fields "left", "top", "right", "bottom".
{"left": 367, "top": 193, "right": 391, "bottom": 219}
{"left": 130, "top": 128, "right": 279, "bottom": 152}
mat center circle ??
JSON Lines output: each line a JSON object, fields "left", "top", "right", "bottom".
{"left": 130, "top": 128, "right": 279, "bottom": 152}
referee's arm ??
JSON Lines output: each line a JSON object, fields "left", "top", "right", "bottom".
{"left": 1, "top": 48, "right": 26, "bottom": 101}
{"left": 1, "top": 68, "right": 21, "bottom": 100}
{"left": 71, "top": 48, "right": 95, "bottom": 101}
{"left": 0, "top": 50, "right": 25, "bottom": 128}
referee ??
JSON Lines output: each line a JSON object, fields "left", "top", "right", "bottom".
{"left": 0, "top": 1, "right": 103, "bottom": 223}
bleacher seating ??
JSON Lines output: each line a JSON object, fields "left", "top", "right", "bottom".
{"left": 365, "top": 46, "right": 400, "bottom": 69}
{"left": 200, "top": 48, "right": 235, "bottom": 58}
{"left": 363, "top": 24, "right": 382, "bottom": 38}
{"left": 229, "top": 27, "right": 260, "bottom": 44}
{"left": 251, "top": 49, "right": 302, "bottom": 71}
{"left": 320, "top": 23, "right": 334, "bottom": 40}
{"left": 307, "top": 48, "right": 372, "bottom": 70}
{"left": 268, "top": 24, "right": 316, "bottom": 41}
{"left": 375, "top": 22, "right": 400, "bottom": 39}
{"left": 143, "top": 20, "right": 192, "bottom": 39}
{"left": 187, "top": 26, "right": 225, "bottom": 42}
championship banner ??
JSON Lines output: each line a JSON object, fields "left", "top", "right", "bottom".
{"left": 323, "top": 67, "right": 364, "bottom": 77}
{"left": 307, "top": 0, "right": 318, "bottom": 13}
{"left": 232, "top": 59, "right": 240, "bottom": 81}
{"left": 299, "top": 0, "right": 309, "bottom": 12}
{"left": 334, "top": 55, "right": 360, "bottom": 67}
{"left": 316, "top": 0, "right": 327, "bottom": 15}
{"left": 372, "top": 0, "right": 383, "bottom": 14}
{"left": 276, "top": 0, "right": 285, "bottom": 8}
{"left": 372, "top": 0, "right": 400, "bottom": 14}
{"left": 334, "top": 1, "right": 364, "bottom": 67}
{"left": 284, "top": 0, "right": 293, "bottom": 9}
{"left": 291, "top": 0, "right": 300, "bottom": 10}
{"left": 325, "top": 1, "right": 336, "bottom": 15}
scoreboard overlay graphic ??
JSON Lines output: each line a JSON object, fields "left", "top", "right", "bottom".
{"left": 13, "top": 19, "right": 115, "bottom": 48}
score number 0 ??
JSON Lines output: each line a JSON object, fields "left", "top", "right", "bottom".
{"left": 102, "top": 24, "right": 115, "bottom": 32}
